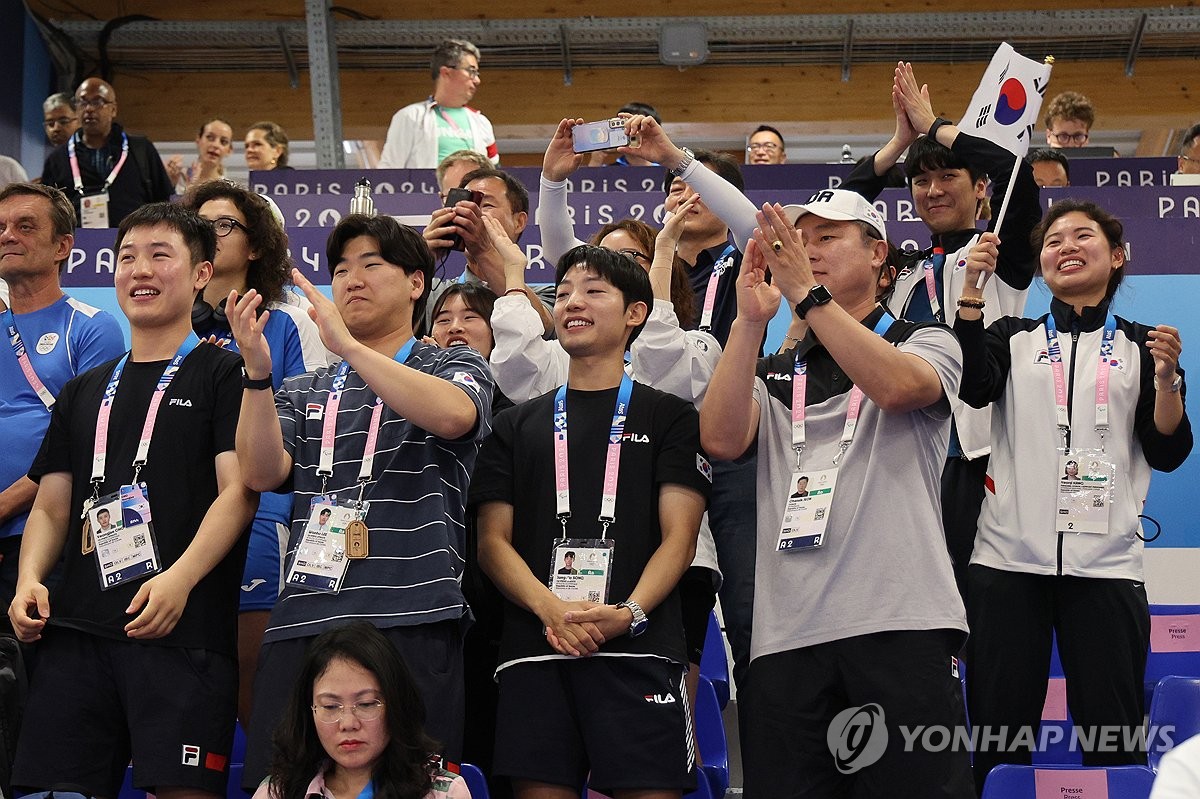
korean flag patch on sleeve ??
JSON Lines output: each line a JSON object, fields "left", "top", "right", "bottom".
{"left": 696, "top": 454, "right": 713, "bottom": 483}
{"left": 452, "top": 371, "right": 482, "bottom": 393}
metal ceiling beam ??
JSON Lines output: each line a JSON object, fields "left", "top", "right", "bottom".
{"left": 305, "top": 0, "right": 344, "bottom": 169}
{"left": 1125, "top": 12, "right": 1148, "bottom": 76}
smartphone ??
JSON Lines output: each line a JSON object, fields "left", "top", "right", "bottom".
{"left": 572, "top": 118, "right": 641, "bottom": 154}
{"left": 444, "top": 188, "right": 483, "bottom": 251}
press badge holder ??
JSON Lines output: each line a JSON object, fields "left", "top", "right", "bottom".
{"left": 90, "top": 483, "right": 162, "bottom": 591}
{"left": 777, "top": 468, "right": 839, "bottom": 551}
{"left": 1055, "top": 450, "right": 1115, "bottom": 535}
{"left": 286, "top": 500, "right": 368, "bottom": 594}
{"left": 548, "top": 539, "right": 615, "bottom": 604}
{"left": 79, "top": 191, "right": 110, "bottom": 229}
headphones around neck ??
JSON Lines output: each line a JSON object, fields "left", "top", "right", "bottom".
{"left": 191, "top": 295, "right": 230, "bottom": 333}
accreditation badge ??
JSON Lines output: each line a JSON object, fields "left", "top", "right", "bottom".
{"left": 80, "top": 190, "right": 110, "bottom": 229}
{"left": 286, "top": 500, "right": 368, "bottom": 593}
{"left": 777, "top": 468, "right": 839, "bottom": 552}
{"left": 1055, "top": 450, "right": 1115, "bottom": 535}
{"left": 548, "top": 539, "right": 615, "bottom": 604}
{"left": 91, "top": 482, "right": 162, "bottom": 590}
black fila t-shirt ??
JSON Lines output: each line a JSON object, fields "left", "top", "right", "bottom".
{"left": 31, "top": 344, "right": 245, "bottom": 654}
{"left": 469, "top": 381, "right": 711, "bottom": 668}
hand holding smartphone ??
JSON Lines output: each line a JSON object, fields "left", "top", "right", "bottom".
{"left": 571, "top": 118, "right": 642, "bottom": 154}
{"left": 444, "top": 188, "right": 484, "bottom": 251}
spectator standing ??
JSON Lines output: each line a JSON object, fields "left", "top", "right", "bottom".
{"left": 379, "top": 39, "right": 499, "bottom": 170}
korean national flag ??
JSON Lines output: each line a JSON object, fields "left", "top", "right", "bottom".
{"left": 959, "top": 42, "right": 1053, "bottom": 157}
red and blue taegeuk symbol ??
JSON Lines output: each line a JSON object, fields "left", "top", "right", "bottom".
{"left": 995, "top": 78, "right": 1027, "bottom": 125}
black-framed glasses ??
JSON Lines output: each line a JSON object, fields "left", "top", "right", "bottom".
{"left": 76, "top": 97, "right": 113, "bottom": 110}
{"left": 456, "top": 65, "right": 480, "bottom": 79}
{"left": 44, "top": 117, "right": 75, "bottom": 128}
{"left": 747, "top": 142, "right": 781, "bottom": 153}
{"left": 616, "top": 248, "right": 651, "bottom": 265}
{"left": 1049, "top": 131, "right": 1089, "bottom": 146}
{"left": 212, "top": 217, "right": 249, "bottom": 238}
{"left": 312, "top": 700, "right": 385, "bottom": 724}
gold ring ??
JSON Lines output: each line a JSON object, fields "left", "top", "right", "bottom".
{"left": 772, "top": 240, "right": 784, "bottom": 252}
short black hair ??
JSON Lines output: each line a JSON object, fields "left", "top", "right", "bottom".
{"left": 459, "top": 167, "right": 530, "bottom": 216}
{"left": 116, "top": 202, "right": 216, "bottom": 267}
{"left": 662, "top": 149, "right": 745, "bottom": 194}
{"left": 1027, "top": 148, "right": 1071, "bottom": 180}
{"left": 751, "top": 124, "right": 785, "bottom": 148}
{"left": 325, "top": 214, "right": 434, "bottom": 326}
{"left": 619, "top": 102, "right": 661, "bottom": 125}
{"left": 554, "top": 244, "right": 653, "bottom": 348}
{"left": 903, "top": 135, "right": 987, "bottom": 185}
{"left": 1181, "top": 123, "right": 1200, "bottom": 154}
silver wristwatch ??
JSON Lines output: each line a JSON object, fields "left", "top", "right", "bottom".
{"left": 616, "top": 600, "right": 649, "bottom": 637}
{"left": 669, "top": 147, "right": 695, "bottom": 177}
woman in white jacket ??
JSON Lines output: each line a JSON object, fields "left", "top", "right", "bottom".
{"left": 952, "top": 199, "right": 1192, "bottom": 788}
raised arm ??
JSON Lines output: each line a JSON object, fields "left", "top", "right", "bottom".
{"left": 539, "top": 118, "right": 588, "bottom": 264}
{"left": 227, "top": 289, "right": 294, "bottom": 492}
{"left": 841, "top": 62, "right": 922, "bottom": 200}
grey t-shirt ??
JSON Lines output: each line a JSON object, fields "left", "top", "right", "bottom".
{"left": 749, "top": 313, "right": 968, "bottom": 661}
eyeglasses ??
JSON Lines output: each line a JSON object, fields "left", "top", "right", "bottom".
{"left": 616, "top": 248, "right": 651, "bottom": 264}
{"left": 312, "top": 700, "right": 385, "bottom": 724}
{"left": 1181, "top": 154, "right": 1199, "bottom": 164}
{"left": 1049, "top": 131, "right": 1089, "bottom": 146}
{"left": 212, "top": 217, "right": 249, "bottom": 238}
{"left": 456, "top": 66, "right": 480, "bottom": 79}
{"left": 747, "top": 142, "right": 781, "bottom": 153}
{"left": 76, "top": 97, "right": 113, "bottom": 110}
{"left": 44, "top": 117, "right": 75, "bottom": 129}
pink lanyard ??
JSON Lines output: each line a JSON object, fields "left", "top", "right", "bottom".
{"left": 553, "top": 374, "right": 634, "bottom": 540}
{"left": 698, "top": 245, "right": 736, "bottom": 333}
{"left": 435, "top": 105, "right": 468, "bottom": 137}
{"left": 3, "top": 310, "right": 55, "bottom": 410}
{"left": 922, "top": 247, "right": 945, "bottom": 322}
{"left": 790, "top": 311, "right": 894, "bottom": 467}
{"left": 1045, "top": 314, "right": 1116, "bottom": 449}
{"left": 67, "top": 131, "right": 129, "bottom": 194}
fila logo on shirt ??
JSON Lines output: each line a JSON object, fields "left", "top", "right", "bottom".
{"left": 168, "top": 398, "right": 193, "bottom": 407}
{"left": 644, "top": 693, "right": 677, "bottom": 704}
{"left": 617, "top": 432, "right": 649, "bottom": 444}
{"left": 181, "top": 744, "right": 228, "bottom": 771}
{"left": 306, "top": 403, "right": 324, "bottom": 421}
{"left": 765, "top": 372, "right": 792, "bottom": 382}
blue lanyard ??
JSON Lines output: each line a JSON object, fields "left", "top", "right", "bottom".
{"left": 553, "top": 372, "right": 634, "bottom": 537}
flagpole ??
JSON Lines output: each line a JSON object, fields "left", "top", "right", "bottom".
{"left": 977, "top": 54, "right": 1055, "bottom": 289}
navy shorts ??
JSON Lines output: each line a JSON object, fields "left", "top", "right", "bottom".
{"left": 13, "top": 627, "right": 237, "bottom": 796}
{"left": 494, "top": 657, "right": 696, "bottom": 795}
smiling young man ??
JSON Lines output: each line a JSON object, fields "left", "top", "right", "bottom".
{"left": 701, "top": 193, "right": 971, "bottom": 798}
{"left": 470, "top": 245, "right": 710, "bottom": 799}
{"left": 378, "top": 39, "right": 499, "bottom": 169}
{"left": 843, "top": 62, "right": 1042, "bottom": 600}
{"left": 229, "top": 213, "right": 493, "bottom": 788}
{"left": 0, "top": 183, "right": 125, "bottom": 632}
{"left": 9, "top": 202, "right": 256, "bottom": 797}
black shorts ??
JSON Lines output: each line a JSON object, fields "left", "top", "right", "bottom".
{"left": 13, "top": 626, "right": 237, "bottom": 796}
{"left": 494, "top": 657, "right": 696, "bottom": 795}
{"left": 679, "top": 565, "right": 718, "bottom": 666}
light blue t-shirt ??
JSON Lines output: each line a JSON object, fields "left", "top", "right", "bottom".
{"left": 0, "top": 294, "right": 125, "bottom": 538}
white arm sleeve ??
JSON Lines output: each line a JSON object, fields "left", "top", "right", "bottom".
{"left": 538, "top": 175, "right": 586, "bottom": 266}
{"left": 489, "top": 294, "right": 569, "bottom": 402}
{"left": 630, "top": 299, "right": 722, "bottom": 406}
{"left": 679, "top": 159, "right": 759, "bottom": 250}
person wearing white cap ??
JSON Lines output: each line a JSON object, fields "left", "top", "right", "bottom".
{"left": 701, "top": 194, "right": 972, "bottom": 798}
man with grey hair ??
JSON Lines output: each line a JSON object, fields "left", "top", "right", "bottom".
{"left": 42, "top": 92, "right": 79, "bottom": 149}
{"left": 1178, "top": 122, "right": 1200, "bottom": 175}
{"left": 379, "top": 39, "right": 500, "bottom": 169}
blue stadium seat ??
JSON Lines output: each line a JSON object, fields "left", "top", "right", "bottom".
{"left": 460, "top": 762, "right": 491, "bottom": 799}
{"left": 696, "top": 675, "right": 729, "bottom": 797}
{"left": 981, "top": 764, "right": 1156, "bottom": 799}
{"left": 699, "top": 611, "right": 730, "bottom": 709}
{"left": 1147, "top": 676, "right": 1200, "bottom": 771}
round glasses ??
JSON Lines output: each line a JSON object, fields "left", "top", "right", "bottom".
{"left": 312, "top": 700, "right": 385, "bottom": 724}
{"left": 212, "top": 217, "right": 249, "bottom": 238}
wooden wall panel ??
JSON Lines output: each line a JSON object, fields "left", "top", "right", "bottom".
{"left": 109, "top": 58, "right": 1199, "bottom": 150}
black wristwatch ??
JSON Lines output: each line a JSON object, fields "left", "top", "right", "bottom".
{"left": 928, "top": 116, "right": 952, "bottom": 142}
{"left": 795, "top": 285, "right": 833, "bottom": 320}
{"left": 241, "top": 368, "right": 274, "bottom": 390}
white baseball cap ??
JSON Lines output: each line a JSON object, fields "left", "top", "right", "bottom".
{"left": 782, "top": 189, "right": 888, "bottom": 242}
